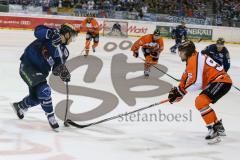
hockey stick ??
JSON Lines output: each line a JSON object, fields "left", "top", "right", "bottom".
{"left": 233, "top": 85, "right": 240, "bottom": 92}
{"left": 66, "top": 99, "right": 169, "bottom": 128}
{"left": 57, "top": 45, "right": 70, "bottom": 126}
{"left": 57, "top": 45, "right": 64, "bottom": 64}
{"left": 197, "top": 38, "right": 203, "bottom": 43}
{"left": 138, "top": 57, "right": 180, "bottom": 82}
{"left": 63, "top": 82, "right": 70, "bottom": 127}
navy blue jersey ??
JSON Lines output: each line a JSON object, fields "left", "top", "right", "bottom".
{"left": 201, "top": 44, "right": 230, "bottom": 72}
{"left": 20, "top": 25, "right": 69, "bottom": 76}
{"left": 171, "top": 25, "right": 187, "bottom": 40}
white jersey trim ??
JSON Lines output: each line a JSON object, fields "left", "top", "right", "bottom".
{"left": 186, "top": 53, "right": 204, "bottom": 92}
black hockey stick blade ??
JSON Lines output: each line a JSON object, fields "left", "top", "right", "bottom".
{"left": 63, "top": 121, "right": 70, "bottom": 127}
{"left": 66, "top": 119, "right": 92, "bottom": 128}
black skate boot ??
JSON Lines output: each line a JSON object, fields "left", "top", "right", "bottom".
{"left": 170, "top": 47, "right": 176, "bottom": 54}
{"left": 11, "top": 102, "right": 26, "bottom": 119}
{"left": 46, "top": 112, "right": 59, "bottom": 131}
{"left": 144, "top": 70, "right": 150, "bottom": 77}
{"left": 205, "top": 123, "right": 222, "bottom": 144}
{"left": 214, "top": 119, "right": 226, "bottom": 136}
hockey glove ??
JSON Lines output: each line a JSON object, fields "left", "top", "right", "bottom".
{"left": 60, "top": 69, "right": 71, "bottom": 82}
{"left": 168, "top": 87, "right": 183, "bottom": 104}
{"left": 133, "top": 51, "right": 139, "bottom": 58}
{"left": 47, "top": 29, "right": 61, "bottom": 47}
{"left": 52, "top": 64, "right": 63, "bottom": 76}
{"left": 52, "top": 64, "right": 71, "bottom": 82}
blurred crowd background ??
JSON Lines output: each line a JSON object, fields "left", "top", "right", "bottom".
{"left": 0, "top": 0, "right": 240, "bottom": 27}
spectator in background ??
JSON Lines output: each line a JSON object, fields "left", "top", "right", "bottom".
{"left": 141, "top": 4, "right": 148, "bottom": 15}
{"left": 215, "top": 13, "right": 223, "bottom": 26}
{"left": 88, "top": 0, "right": 95, "bottom": 10}
{"left": 82, "top": 2, "right": 88, "bottom": 10}
{"left": 58, "top": 0, "right": 62, "bottom": 8}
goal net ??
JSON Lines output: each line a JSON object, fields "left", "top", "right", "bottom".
{"left": 103, "top": 20, "right": 128, "bottom": 37}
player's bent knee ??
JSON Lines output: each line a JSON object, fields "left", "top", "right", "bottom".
{"left": 195, "top": 94, "right": 212, "bottom": 110}
{"left": 152, "top": 61, "right": 158, "bottom": 65}
{"left": 36, "top": 83, "right": 51, "bottom": 100}
{"left": 145, "top": 55, "right": 152, "bottom": 62}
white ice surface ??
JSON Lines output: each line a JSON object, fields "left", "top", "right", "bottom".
{"left": 0, "top": 30, "right": 240, "bottom": 160}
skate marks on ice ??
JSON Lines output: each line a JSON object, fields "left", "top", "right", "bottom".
{"left": 0, "top": 95, "right": 9, "bottom": 101}
{"left": 2, "top": 102, "right": 240, "bottom": 160}
{"left": 0, "top": 127, "right": 80, "bottom": 160}
{"left": 0, "top": 128, "right": 51, "bottom": 155}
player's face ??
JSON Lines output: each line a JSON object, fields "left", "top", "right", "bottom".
{"left": 153, "top": 35, "right": 161, "bottom": 41}
{"left": 216, "top": 44, "right": 224, "bottom": 52}
{"left": 87, "top": 17, "right": 93, "bottom": 22}
{"left": 179, "top": 50, "right": 187, "bottom": 62}
{"left": 62, "top": 32, "right": 77, "bottom": 45}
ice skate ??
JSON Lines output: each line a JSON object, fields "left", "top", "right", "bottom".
{"left": 92, "top": 45, "right": 96, "bottom": 53}
{"left": 144, "top": 70, "right": 150, "bottom": 78}
{"left": 170, "top": 47, "right": 176, "bottom": 54}
{"left": 46, "top": 112, "right": 59, "bottom": 132}
{"left": 214, "top": 119, "right": 226, "bottom": 136}
{"left": 11, "top": 102, "right": 26, "bottom": 119}
{"left": 84, "top": 49, "right": 89, "bottom": 57}
{"left": 205, "top": 123, "right": 222, "bottom": 144}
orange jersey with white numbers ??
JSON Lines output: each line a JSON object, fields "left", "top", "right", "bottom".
{"left": 81, "top": 18, "right": 99, "bottom": 34}
{"left": 131, "top": 34, "right": 164, "bottom": 53}
{"left": 178, "top": 52, "right": 232, "bottom": 94}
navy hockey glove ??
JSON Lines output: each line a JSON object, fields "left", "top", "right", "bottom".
{"left": 168, "top": 87, "right": 183, "bottom": 104}
{"left": 52, "top": 64, "right": 71, "bottom": 82}
{"left": 60, "top": 69, "right": 71, "bottom": 82}
{"left": 47, "top": 29, "right": 61, "bottom": 47}
{"left": 133, "top": 51, "right": 139, "bottom": 58}
{"left": 52, "top": 64, "right": 62, "bottom": 76}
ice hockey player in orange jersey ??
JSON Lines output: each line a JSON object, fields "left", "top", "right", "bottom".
{"left": 131, "top": 28, "right": 164, "bottom": 77}
{"left": 81, "top": 13, "right": 99, "bottom": 56}
{"left": 167, "top": 40, "right": 232, "bottom": 143}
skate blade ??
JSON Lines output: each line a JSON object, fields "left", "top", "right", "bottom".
{"left": 10, "top": 103, "right": 17, "bottom": 114}
{"left": 207, "top": 136, "right": 221, "bottom": 145}
{"left": 219, "top": 132, "right": 226, "bottom": 136}
{"left": 10, "top": 103, "right": 23, "bottom": 119}
{"left": 52, "top": 128, "right": 60, "bottom": 132}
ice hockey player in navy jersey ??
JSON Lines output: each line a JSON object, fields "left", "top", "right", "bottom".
{"left": 170, "top": 21, "right": 188, "bottom": 53}
{"left": 201, "top": 37, "right": 230, "bottom": 72}
{"left": 11, "top": 23, "right": 78, "bottom": 131}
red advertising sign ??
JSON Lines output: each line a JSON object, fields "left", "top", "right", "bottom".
{"left": 0, "top": 15, "right": 82, "bottom": 30}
